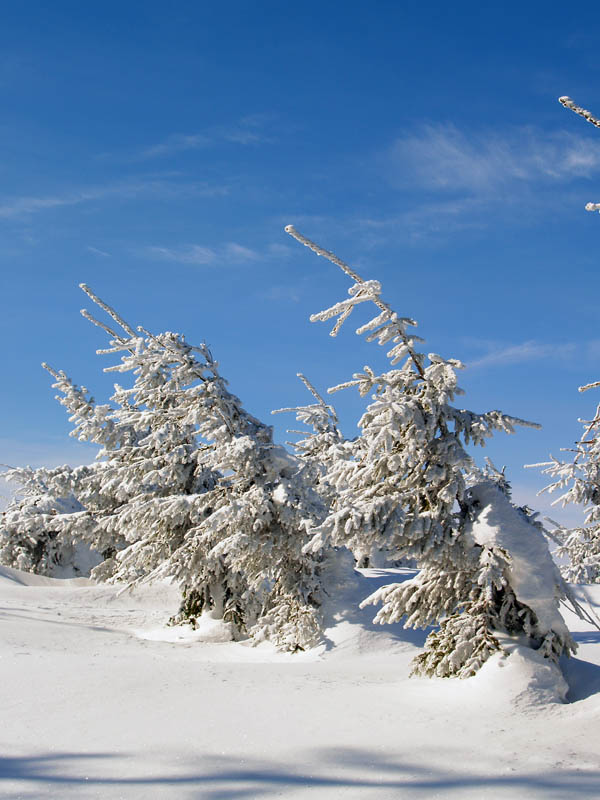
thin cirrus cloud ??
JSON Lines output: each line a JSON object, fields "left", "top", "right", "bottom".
{"left": 142, "top": 241, "right": 292, "bottom": 266}
{"left": 143, "top": 241, "right": 261, "bottom": 266}
{"left": 0, "top": 179, "right": 227, "bottom": 219}
{"left": 136, "top": 116, "right": 272, "bottom": 160}
{"left": 86, "top": 246, "right": 111, "bottom": 258}
{"left": 467, "top": 340, "right": 578, "bottom": 369}
{"left": 139, "top": 134, "right": 212, "bottom": 159}
{"left": 389, "top": 124, "right": 600, "bottom": 194}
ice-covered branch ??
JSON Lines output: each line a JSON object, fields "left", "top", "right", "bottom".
{"left": 79, "top": 283, "right": 136, "bottom": 338}
{"left": 285, "top": 225, "right": 426, "bottom": 378}
{"left": 559, "top": 96, "right": 600, "bottom": 129}
{"left": 80, "top": 308, "right": 123, "bottom": 341}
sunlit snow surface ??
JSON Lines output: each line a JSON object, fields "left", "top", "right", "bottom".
{"left": 2, "top": 564, "right": 600, "bottom": 798}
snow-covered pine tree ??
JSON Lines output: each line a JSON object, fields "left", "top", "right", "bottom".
{"left": 532, "top": 381, "right": 600, "bottom": 583}
{"left": 285, "top": 225, "right": 580, "bottom": 676}
{"left": 0, "top": 463, "right": 102, "bottom": 576}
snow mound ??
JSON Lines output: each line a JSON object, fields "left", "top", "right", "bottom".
{"left": 469, "top": 482, "right": 569, "bottom": 639}
{"left": 138, "top": 611, "right": 235, "bottom": 644}
{"left": 0, "top": 564, "right": 91, "bottom": 587}
{"left": 470, "top": 642, "right": 569, "bottom": 707}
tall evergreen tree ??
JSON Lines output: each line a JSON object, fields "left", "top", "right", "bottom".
{"left": 29, "top": 285, "right": 330, "bottom": 651}
{"left": 286, "top": 224, "right": 581, "bottom": 676}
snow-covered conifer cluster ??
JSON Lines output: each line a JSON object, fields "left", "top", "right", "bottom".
{"left": 1, "top": 226, "right": 591, "bottom": 678}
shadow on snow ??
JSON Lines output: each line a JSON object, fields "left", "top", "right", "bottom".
{"left": 1, "top": 747, "right": 599, "bottom": 798}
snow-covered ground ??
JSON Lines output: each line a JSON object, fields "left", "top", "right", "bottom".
{"left": 2, "top": 565, "right": 600, "bottom": 799}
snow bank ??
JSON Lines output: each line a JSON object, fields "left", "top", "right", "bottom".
{"left": 0, "top": 564, "right": 91, "bottom": 587}
{"left": 2, "top": 565, "right": 600, "bottom": 798}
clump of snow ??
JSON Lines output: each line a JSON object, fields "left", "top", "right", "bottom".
{"left": 139, "top": 611, "right": 235, "bottom": 644}
{"left": 469, "top": 640, "right": 569, "bottom": 707}
{"left": 468, "top": 482, "right": 570, "bottom": 640}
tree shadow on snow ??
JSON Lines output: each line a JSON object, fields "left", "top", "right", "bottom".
{"left": 572, "top": 631, "right": 600, "bottom": 644}
{"left": 321, "top": 567, "right": 431, "bottom": 652}
{"left": 1, "top": 747, "right": 600, "bottom": 798}
{"left": 0, "top": 607, "right": 114, "bottom": 635}
{"left": 562, "top": 654, "right": 600, "bottom": 702}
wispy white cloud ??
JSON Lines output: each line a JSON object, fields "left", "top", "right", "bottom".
{"left": 139, "top": 134, "right": 212, "bottom": 159}
{"left": 86, "top": 246, "right": 111, "bottom": 258}
{"left": 135, "top": 116, "right": 272, "bottom": 160}
{"left": 259, "top": 285, "right": 301, "bottom": 303}
{"left": 144, "top": 244, "right": 217, "bottom": 265}
{"left": 141, "top": 239, "right": 292, "bottom": 268}
{"left": 223, "top": 242, "right": 260, "bottom": 262}
{"left": 0, "top": 179, "right": 227, "bottom": 219}
{"left": 142, "top": 241, "right": 262, "bottom": 266}
{"left": 266, "top": 242, "right": 294, "bottom": 259}
{"left": 469, "top": 341, "right": 573, "bottom": 369}
{"left": 359, "top": 124, "right": 600, "bottom": 241}
{"left": 465, "top": 339, "right": 600, "bottom": 370}
{"left": 359, "top": 198, "right": 485, "bottom": 244}
{"left": 389, "top": 124, "right": 600, "bottom": 194}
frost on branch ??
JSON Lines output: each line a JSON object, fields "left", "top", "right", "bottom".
{"left": 559, "top": 96, "right": 600, "bottom": 129}
{"left": 287, "top": 225, "right": 579, "bottom": 677}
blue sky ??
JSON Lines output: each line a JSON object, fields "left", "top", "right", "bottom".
{"left": 2, "top": 1, "right": 600, "bottom": 523}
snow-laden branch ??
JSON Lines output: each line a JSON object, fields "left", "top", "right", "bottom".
{"left": 79, "top": 283, "right": 136, "bottom": 338}
{"left": 559, "top": 96, "right": 600, "bottom": 129}
{"left": 558, "top": 97, "right": 600, "bottom": 213}
{"left": 285, "top": 225, "right": 426, "bottom": 378}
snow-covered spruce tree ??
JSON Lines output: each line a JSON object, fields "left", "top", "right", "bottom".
{"left": 0, "top": 463, "right": 102, "bottom": 576}
{"left": 532, "top": 381, "right": 600, "bottom": 583}
{"left": 45, "top": 285, "right": 328, "bottom": 650}
{"left": 285, "top": 225, "right": 580, "bottom": 677}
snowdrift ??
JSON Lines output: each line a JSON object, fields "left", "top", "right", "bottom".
{"left": 2, "top": 565, "right": 600, "bottom": 798}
